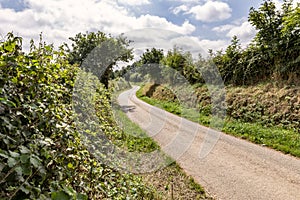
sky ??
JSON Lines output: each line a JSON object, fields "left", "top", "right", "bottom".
{"left": 0, "top": 0, "right": 299, "bottom": 59}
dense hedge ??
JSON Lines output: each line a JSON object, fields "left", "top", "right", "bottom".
{"left": 0, "top": 33, "right": 154, "bottom": 199}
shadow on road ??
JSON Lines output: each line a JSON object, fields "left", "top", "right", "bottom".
{"left": 120, "top": 105, "right": 136, "bottom": 113}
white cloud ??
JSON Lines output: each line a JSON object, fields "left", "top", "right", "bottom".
{"left": 172, "top": 5, "right": 188, "bottom": 15}
{"left": 125, "top": 28, "right": 228, "bottom": 60}
{"left": 189, "top": 1, "right": 232, "bottom": 22}
{"left": 118, "top": 0, "right": 151, "bottom": 6}
{"left": 167, "top": 0, "right": 201, "bottom": 2}
{"left": 125, "top": 28, "right": 196, "bottom": 51}
{"left": 134, "top": 16, "right": 195, "bottom": 35}
{"left": 0, "top": 0, "right": 196, "bottom": 50}
{"left": 226, "top": 21, "right": 256, "bottom": 41}
{"left": 212, "top": 24, "right": 235, "bottom": 32}
{"left": 212, "top": 21, "right": 257, "bottom": 47}
{"left": 197, "top": 39, "right": 228, "bottom": 52}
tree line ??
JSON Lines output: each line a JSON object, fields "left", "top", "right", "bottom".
{"left": 116, "top": 0, "right": 299, "bottom": 86}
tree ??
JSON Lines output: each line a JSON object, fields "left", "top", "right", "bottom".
{"left": 210, "top": 36, "right": 245, "bottom": 85}
{"left": 161, "top": 48, "right": 185, "bottom": 73}
{"left": 138, "top": 48, "right": 164, "bottom": 82}
{"left": 140, "top": 48, "right": 164, "bottom": 65}
{"left": 66, "top": 31, "right": 133, "bottom": 88}
{"left": 249, "top": 0, "right": 299, "bottom": 81}
{"left": 281, "top": 2, "right": 300, "bottom": 80}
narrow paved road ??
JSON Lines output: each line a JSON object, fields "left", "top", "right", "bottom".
{"left": 117, "top": 86, "right": 300, "bottom": 200}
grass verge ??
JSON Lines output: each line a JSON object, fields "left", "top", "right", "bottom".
{"left": 136, "top": 86, "right": 300, "bottom": 158}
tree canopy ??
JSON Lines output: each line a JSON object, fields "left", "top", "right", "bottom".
{"left": 66, "top": 31, "right": 133, "bottom": 88}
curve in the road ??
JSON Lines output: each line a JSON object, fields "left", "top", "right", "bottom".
{"left": 117, "top": 86, "right": 300, "bottom": 200}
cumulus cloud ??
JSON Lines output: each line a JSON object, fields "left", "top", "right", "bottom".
{"left": 125, "top": 28, "right": 197, "bottom": 52}
{"left": 212, "top": 24, "right": 235, "bottom": 32}
{"left": 124, "top": 28, "right": 228, "bottom": 61}
{"left": 167, "top": 0, "right": 201, "bottom": 2}
{"left": 117, "top": 0, "right": 151, "bottom": 6}
{"left": 226, "top": 21, "right": 256, "bottom": 41}
{"left": 172, "top": 5, "right": 189, "bottom": 15}
{"left": 212, "top": 21, "right": 257, "bottom": 47}
{"left": 197, "top": 39, "right": 228, "bottom": 52}
{"left": 188, "top": 1, "right": 232, "bottom": 22}
{"left": 0, "top": 0, "right": 196, "bottom": 50}
{"left": 135, "top": 16, "right": 195, "bottom": 35}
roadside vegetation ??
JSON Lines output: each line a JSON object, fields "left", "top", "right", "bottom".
{"left": 117, "top": 0, "right": 300, "bottom": 157}
{"left": 0, "top": 33, "right": 158, "bottom": 199}
{"left": 1, "top": 0, "right": 299, "bottom": 199}
{"left": 0, "top": 30, "right": 210, "bottom": 200}
{"left": 137, "top": 83, "right": 300, "bottom": 157}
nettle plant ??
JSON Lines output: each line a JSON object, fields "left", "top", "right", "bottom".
{"left": 0, "top": 33, "right": 153, "bottom": 199}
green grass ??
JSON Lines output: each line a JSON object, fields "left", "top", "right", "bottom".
{"left": 113, "top": 107, "right": 160, "bottom": 152}
{"left": 136, "top": 87, "right": 300, "bottom": 158}
{"left": 223, "top": 120, "right": 300, "bottom": 156}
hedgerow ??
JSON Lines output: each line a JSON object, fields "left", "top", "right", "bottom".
{"left": 0, "top": 33, "right": 154, "bottom": 199}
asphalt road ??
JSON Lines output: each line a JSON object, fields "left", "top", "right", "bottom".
{"left": 117, "top": 86, "right": 300, "bottom": 200}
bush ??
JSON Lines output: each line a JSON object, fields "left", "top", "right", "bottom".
{"left": 0, "top": 33, "right": 153, "bottom": 199}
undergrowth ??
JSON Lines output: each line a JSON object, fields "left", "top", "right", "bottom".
{"left": 0, "top": 33, "right": 155, "bottom": 199}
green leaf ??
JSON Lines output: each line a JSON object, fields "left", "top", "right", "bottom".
{"left": 0, "top": 150, "right": 9, "bottom": 159}
{"left": 7, "top": 157, "right": 17, "bottom": 167}
{"left": 62, "top": 185, "right": 75, "bottom": 196}
{"left": 9, "top": 150, "right": 20, "bottom": 158}
{"left": 38, "top": 166, "right": 46, "bottom": 175}
{"left": 20, "top": 185, "right": 30, "bottom": 194}
{"left": 12, "top": 76, "right": 18, "bottom": 84}
{"left": 20, "top": 154, "right": 30, "bottom": 163}
{"left": 22, "top": 163, "right": 32, "bottom": 176}
{"left": 19, "top": 146, "right": 30, "bottom": 154}
{"left": 15, "top": 166, "right": 23, "bottom": 176}
{"left": 4, "top": 43, "right": 15, "bottom": 52}
{"left": 30, "top": 156, "right": 41, "bottom": 168}
{"left": 51, "top": 191, "right": 70, "bottom": 200}
{"left": 1, "top": 99, "right": 16, "bottom": 107}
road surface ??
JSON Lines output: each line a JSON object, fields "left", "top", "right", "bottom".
{"left": 117, "top": 86, "right": 300, "bottom": 200}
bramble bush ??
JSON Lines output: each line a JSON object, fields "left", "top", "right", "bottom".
{"left": 0, "top": 33, "right": 154, "bottom": 199}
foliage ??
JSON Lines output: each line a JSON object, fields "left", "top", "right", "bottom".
{"left": 138, "top": 48, "right": 164, "bottom": 82}
{"left": 140, "top": 48, "right": 164, "bottom": 65}
{"left": 161, "top": 48, "right": 201, "bottom": 85}
{"left": 211, "top": 36, "right": 243, "bottom": 85}
{"left": 66, "top": 31, "right": 133, "bottom": 88}
{"left": 208, "top": 0, "right": 300, "bottom": 85}
{"left": 0, "top": 33, "right": 155, "bottom": 199}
